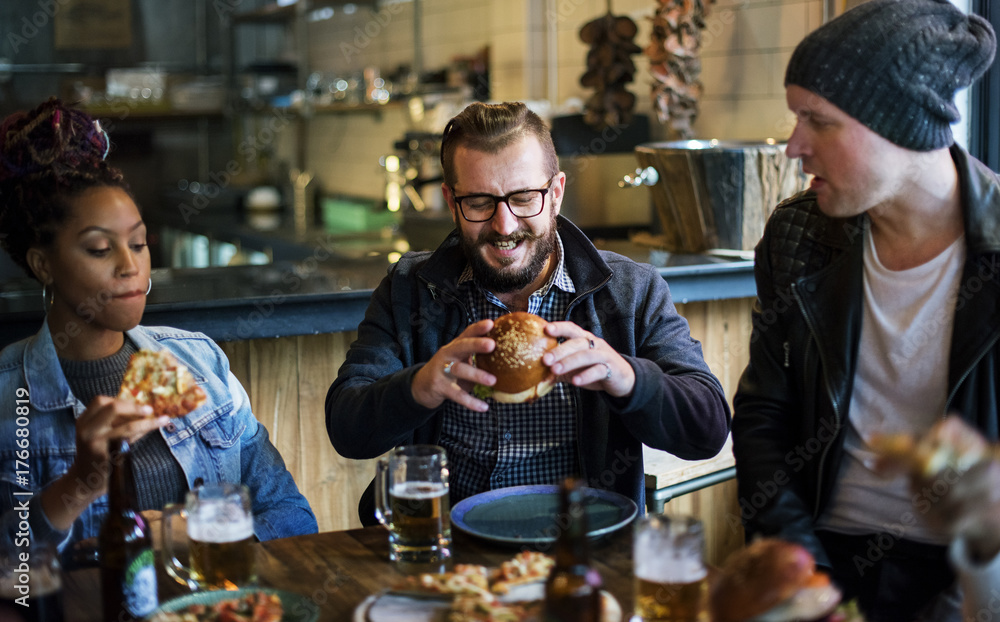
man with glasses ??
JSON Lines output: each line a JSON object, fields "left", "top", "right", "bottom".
{"left": 326, "top": 102, "right": 730, "bottom": 524}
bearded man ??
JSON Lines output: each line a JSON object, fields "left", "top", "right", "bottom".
{"left": 326, "top": 101, "right": 730, "bottom": 524}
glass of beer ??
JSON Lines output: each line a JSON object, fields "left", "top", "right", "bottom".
{"left": 375, "top": 445, "right": 451, "bottom": 564}
{"left": 633, "top": 515, "right": 708, "bottom": 622}
{"left": 0, "top": 542, "right": 64, "bottom": 622}
{"left": 163, "top": 482, "right": 257, "bottom": 591}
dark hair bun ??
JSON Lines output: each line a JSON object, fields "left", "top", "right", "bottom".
{"left": 0, "top": 98, "right": 127, "bottom": 280}
{"left": 0, "top": 97, "right": 112, "bottom": 185}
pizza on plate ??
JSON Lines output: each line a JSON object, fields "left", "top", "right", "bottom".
{"left": 390, "top": 553, "right": 558, "bottom": 621}
{"left": 148, "top": 591, "right": 282, "bottom": 622}
{"left": 489, "top": 551, "right": 556, "bottom": 595}
{"left": 117, "top": 348, "right": 207, "bottom": 418}
{"left": 394, "top": 563, "right": 494, "bottom": 599}
{"left": 446, "top": 593, "right": 543, "bottom": 622}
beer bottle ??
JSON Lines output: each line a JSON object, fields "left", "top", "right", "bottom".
{"left": 544, "top": 478, "right": 603, "bottom": 622}
{"left": 99, "top": 439, "right": 158, "bottom": 621}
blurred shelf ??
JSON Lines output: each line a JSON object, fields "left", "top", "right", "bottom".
{"left": 232, "top": 99, "right": 405, "bottom": 116}
{"left": 231, "top": 1, "right": 378, "bottom": 24}
{"left": 231, "top": 3, "right": 298, "bottom": 24}
{"left": 80, "top": 106, "right": 225, "bottom": 121}
{"left": 311, "top": 100, "right": 404, "bottom": 114}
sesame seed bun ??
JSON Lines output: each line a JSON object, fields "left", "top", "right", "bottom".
{"left": 475, "top": 312, "right": 557, "bottom": 404}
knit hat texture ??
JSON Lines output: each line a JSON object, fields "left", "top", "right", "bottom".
{"left": 785, "top": 0, "right": 996, "bottom": 151}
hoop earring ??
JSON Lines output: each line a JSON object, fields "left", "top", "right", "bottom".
{"left": 41, "top": 284, "right": 53, "bottom": 311}
{"left": 146, "top": 278, "right": 152, "bottom": 295}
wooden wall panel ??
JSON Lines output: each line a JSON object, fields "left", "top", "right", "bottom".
{"left": 221, "top": 331, "right": 377, "bottom": 534}
{"left": 669, "top": 298, "right": 754, "bottom": 567}
{"left": 296, "top": 332, "right": 378, "bottom": 532}
{"left": 248, "top": 338, "right": 301, "bottom": 460}
{"left": 218, "top": 298, "right": 756, "bottom": 543}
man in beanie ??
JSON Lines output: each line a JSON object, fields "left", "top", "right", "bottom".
{"left": 733, "top": 0, "right": 999, "bottom": 620}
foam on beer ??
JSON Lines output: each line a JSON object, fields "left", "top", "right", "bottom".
{"left": 634, "top": 526, "right": 707, "bottom": 583}
{"left": 635, "top": 554, "right": 707, "bottom": 584}
{"left": 187, "top": 500, "right": 254, "bottom": 543}
{"left": 390, "top": 481, "right": 448, "bottom": 498}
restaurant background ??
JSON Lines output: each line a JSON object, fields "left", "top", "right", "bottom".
{"left": 0, "top": 0, "right": 983, "bottom": 564}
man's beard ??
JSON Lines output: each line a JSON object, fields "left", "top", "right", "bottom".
{"left": 460, "top": 221, "right": 557, "bottom": 294}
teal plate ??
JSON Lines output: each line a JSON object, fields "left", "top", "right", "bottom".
{"left": 147, "top": 587, "right": 319, "bottom": 621}
{"left": 450, "top": 485, "right": 638, "bottom": 545}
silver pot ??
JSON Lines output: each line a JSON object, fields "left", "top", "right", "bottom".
{"left": 632, "top": 140, "right": 808, "bottom": 253}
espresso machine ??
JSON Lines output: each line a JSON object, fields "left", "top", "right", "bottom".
{"left": 384, "top": 131, "right": 456, "bottom": 250}
{"left": 385, "top": 131, "right": 444, "bottom": 213}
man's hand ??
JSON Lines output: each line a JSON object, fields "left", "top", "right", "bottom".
{"left": 411, "top": 319, "right": 497, "bottom": 412}
{"left": 541, "top": 321, "right": 635, "bottom": 398}
{"left": 911, "top": 418, "right": 1000, "bottom": 564}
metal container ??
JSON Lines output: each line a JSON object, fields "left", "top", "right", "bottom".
{"left": 634, "top": 140, "right": 808, "bottom": 253}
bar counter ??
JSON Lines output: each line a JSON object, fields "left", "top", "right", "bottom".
{"left": 0, "top": 238, "right": 753, "bottom": 347}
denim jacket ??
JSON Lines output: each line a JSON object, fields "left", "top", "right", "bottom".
{"left": 0, "top": 323, "right": 317, "bottom": 554}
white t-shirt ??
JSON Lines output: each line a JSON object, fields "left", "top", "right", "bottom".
{"left": 818, "top": 227, "right": 966, "bottom": 544}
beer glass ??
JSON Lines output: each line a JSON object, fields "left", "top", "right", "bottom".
{"left": 163, "top": 482, "right": 257, "bottom": 590}
{"left": 0, "top": 542, "right": 64, "bottom": 622}
{"left": 633, "top": 515, "right": 708, "bottom": 622}
{"left": 375, "top": 445, "right": 452, "bottom": 563}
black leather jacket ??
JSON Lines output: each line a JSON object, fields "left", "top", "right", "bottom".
{"left": 733, "top": 145, "right": 1000, "bottom": 569}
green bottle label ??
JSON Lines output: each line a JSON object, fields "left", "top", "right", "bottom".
{"left": 123, "top": 548, "right": 158, "bottom": 616}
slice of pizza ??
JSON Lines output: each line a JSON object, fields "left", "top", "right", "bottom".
{"left": 489, "top": 551, "right": 554, "bottom": 595}
{"left": 393, "top": 564, "right": 494, "bottom": 599}
{"left": 446, "top": 593, "right": 541, "bottom": 622}
{"left": 117, "top": 349, "right": 207, "bottom": 418}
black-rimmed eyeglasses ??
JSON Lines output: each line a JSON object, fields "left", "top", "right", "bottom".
{"left": 451, "top": 175, "right": 557, "bottom": 223}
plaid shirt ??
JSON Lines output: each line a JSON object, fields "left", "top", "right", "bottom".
{"left": 440, "top": 236, "right": 580, "bottom": 502}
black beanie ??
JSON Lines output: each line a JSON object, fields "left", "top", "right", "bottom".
{"left": 785, "top": 0, "right": 996, "bottom": 151}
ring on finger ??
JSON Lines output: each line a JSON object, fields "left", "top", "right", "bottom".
{"left": 443, "top": 361, "right": 455, "bottom": 375}
{"left": 588, "top": 338, "right": 596, "bottom": 350}
{"left": 601, "top": 362, "right": 612, "bottom": 380}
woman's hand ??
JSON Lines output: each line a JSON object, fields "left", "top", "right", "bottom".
{"left": 72, "top": 396, "right": 168, "bottom": 488}
{"left": 40, "top": 397, "right": 169, "bottom": 532}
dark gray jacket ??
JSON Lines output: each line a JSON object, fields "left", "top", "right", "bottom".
{"left": 733, "top": 146, "right": 1000, "bottom": 568}
{"left": 326, "top": 216, "right": 731, "bottom": 524}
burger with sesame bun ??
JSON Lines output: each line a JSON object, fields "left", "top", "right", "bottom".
{"left": 474, "top": 312, "right": 558, "bottom": 404}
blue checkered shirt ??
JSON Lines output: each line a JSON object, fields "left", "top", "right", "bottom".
{"left": 440, "top": 236, "right": 580, "bottom": 503}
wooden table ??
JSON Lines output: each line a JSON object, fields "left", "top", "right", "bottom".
{"left": 63, "top": 526, "right": 637, "bottom": 621}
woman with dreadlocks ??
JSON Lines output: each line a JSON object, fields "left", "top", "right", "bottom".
{"left": 0, "top": 99, "right": 317, "bottom": 558}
